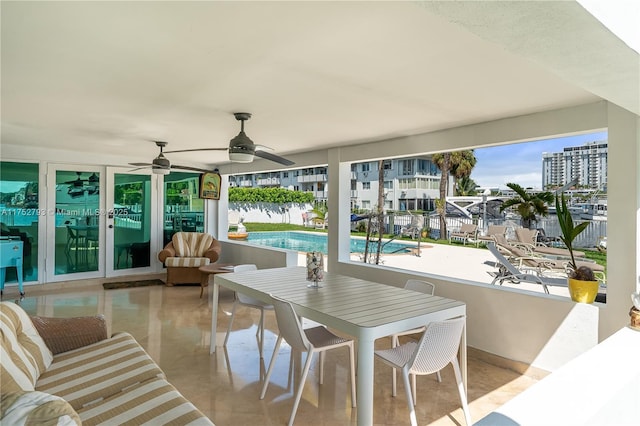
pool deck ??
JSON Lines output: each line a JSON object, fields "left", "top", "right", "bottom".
{"left": 297, "top": 242, "right": 573, "bottom": 298}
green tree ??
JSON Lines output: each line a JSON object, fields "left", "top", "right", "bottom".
{"left": 432, "top": 150, "right": 477, "bottom": 239}
{"left": 499, "top": 182, "right": 554, "bottom": 229}
{"left": 455, "top": 176, "right": 478, "bottom": 196}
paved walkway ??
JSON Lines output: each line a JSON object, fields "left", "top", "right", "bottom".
{"left": 298, "top": 242, "right": 572, "bottom": 298}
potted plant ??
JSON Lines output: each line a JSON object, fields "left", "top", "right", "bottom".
{"left": 555, "top": 193, "right": 599, "bottom": 303}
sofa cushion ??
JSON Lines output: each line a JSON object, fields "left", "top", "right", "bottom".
{"left": 165, "top": 257, "right": 211, "bottom": 267}
{"left": 0, "top": 338, "right": 36, "bottom": 392}
{"left": 1, "top": 391, "right": 81, "bottom": 426}
{"left": 172, "top": 232, "right": 214, "bottom": 257}
{"left": 36, "top": 332, "right": 164, "bottom": 410}
{"left": 78, "top": 377, "right": 214, "bottom": 426}
{"left": 0, "top": 302, "right": 53, "bottom": 388}
{"left": 30, "top": 314, "right": 108, "bottom": 355}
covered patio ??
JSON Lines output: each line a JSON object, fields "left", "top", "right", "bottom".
{"left": 2, "top": 2, "right": 639, "bottom": 424}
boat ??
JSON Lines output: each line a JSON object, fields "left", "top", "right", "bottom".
{"left": 428, "top": 196, "right": 508, "bottom": 220}
{"left": 578, "top": 200, "right": 607, "bottom": 221}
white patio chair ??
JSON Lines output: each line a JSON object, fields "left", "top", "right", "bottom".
{"left": 223, "top": 264, "right": 273, "bottom": 357}
{"left": 389, "top": 279, "right": 441, "bottom": 400}
{"left": 260, "top": 295, "right": 356, "bottom": 426}
{"left": 375, "top": 316, "right": 471, "bottom": 426}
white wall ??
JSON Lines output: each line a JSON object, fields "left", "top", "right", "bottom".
{"left": 217, "top": 240, "right": 298, "bottom": 270}
{"left": 227, "top": 203, "right": 313, "bottom": 226}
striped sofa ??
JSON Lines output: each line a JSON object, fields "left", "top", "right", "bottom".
{"left": 0, "top": 301, "right": 214, "bottom": 425}
{"left": 158, "top": 232, "right": 222, "bottom": 286}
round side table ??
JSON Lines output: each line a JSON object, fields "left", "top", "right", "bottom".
{"left": 198, "top": 263, "right": 235, "bottom": 298}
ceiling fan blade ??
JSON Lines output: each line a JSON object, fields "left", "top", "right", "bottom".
{"left": 164, "top": 147, "right": 228, "bottom": 154}
{"left": 170, "top": 164, "right": 215, "bottom": 173}
{"left": 254, "top": 149, "right": 295, "bottom": 166}
{"left": 129, "top": 162, "right": 151, "bottom": 167}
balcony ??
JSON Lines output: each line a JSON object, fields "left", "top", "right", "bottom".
{"left": 297, "top": 174, "right": 328, "bottom": 183}
{"left": 256, "top": 177, "right": 281, "bottom": 186}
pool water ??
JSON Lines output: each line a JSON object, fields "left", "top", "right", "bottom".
{"left": 246, "top": 231, "right": 413, "bottom": 254}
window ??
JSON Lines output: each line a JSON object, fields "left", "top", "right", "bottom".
{"left": 383, "top": 180, "right": 393, "bottom": 189}
{"left": 383, "top": 160, "right": 392, "bottom": 170}
{"left": 362, "top": 200, "right": 371, "bottom": 209}
{"left": 362, "top": 163, "right": 370, "bottom": 172}
{"left": 163, "top": 172, "right": 203, "bottom": 246}
{"left": 400, "top": 160, "right": 414, "bottom": 175}
{"left": 362, "top": 182, "right": 371, "bottom": 190}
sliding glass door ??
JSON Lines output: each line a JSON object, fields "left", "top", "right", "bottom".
{"left": 47, "top": 165, "right": 103, "bottom": 282}
{"left": 105, "top": 168, "right": 157, "bottom": 277}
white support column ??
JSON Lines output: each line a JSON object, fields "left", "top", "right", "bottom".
{"left": 602, "top": 103, "right": 640, "bottom": 338}
{"left": 327, "top": 148, "right": 352, "bottom": 271}
{"left": 208, "top": 175, "right": 229, "bottom": 239}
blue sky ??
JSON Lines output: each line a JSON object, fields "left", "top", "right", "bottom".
{"left": 470, "top": 131, "right": 608, "bottom": 190}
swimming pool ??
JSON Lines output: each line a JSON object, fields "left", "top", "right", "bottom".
{"left": 246, "top": 231, "right": 414, "bottom": 254}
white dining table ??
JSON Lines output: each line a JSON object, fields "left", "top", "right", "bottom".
{"left": 210, "top": 266, "right": 466, "bottom": 426}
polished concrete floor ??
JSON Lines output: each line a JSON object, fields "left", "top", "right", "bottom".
{"left": 12, "top": 282, "right": 538, "bottom": 425}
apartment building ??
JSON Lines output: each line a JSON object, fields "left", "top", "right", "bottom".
{"left": 229, "top": 156, "right": 447, "bottom": 212}
{"left": 542, "top": 141, "right": 608, "bottom": 190}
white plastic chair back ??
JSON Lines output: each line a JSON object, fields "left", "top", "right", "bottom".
{"left": 233, "top": 264, "right": 261, "bottom": 304}
{"left": 270, "top": 295, "right": 312, "bottom": 353}
{"left": 409, "top": 316, "right": 465, "bottom": 375}
{"left": 404, "top": 279, "right": 435, "bottom": 295}
{"left": 233, "top": 264, "right": 257, "bottom": 273}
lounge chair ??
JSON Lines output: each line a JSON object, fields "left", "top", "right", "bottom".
{"left": 400, "top": 214, "right": 424, "bottom": 240}
{"left": 475, "top": 225, "right": 507, "bottom": 247}
{"left": 513, "top": 227, "right": 539, "bottom": 246}
{"left": 449, "top": 223, "right": 478, "bottom": 245}
{"left": 486, "top": 243, "right": 568, "bottom": 294}
{"left": 511, "top": 228, "right": 585, "bottom": 258}
{"left": 494, "top": 240, "right": 606, "bottom": 282}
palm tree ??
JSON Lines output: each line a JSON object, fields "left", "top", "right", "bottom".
{"left": 433, "top": 150, "right": 477, "bottom": 239}
{"left": 455, "top": 176, "right": 478, "bottom": 196}
{"left": 499, "top": 182, "right": 554, "bottom": 229}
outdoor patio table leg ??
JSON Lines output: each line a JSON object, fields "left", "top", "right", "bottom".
{"left": 210, "top": 281, "right": 220, "bottom": 354}
{"left": 356, "top": 336, "right": 375, "bottom": 426}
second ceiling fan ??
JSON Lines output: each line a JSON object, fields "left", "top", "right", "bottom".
{"left": 165, "top": 112, "right": 294, "bottom": 166}
{"left": 129, "top": 141, "right": 214, "bottom": 174}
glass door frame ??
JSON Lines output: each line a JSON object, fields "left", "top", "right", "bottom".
{"left": 105, "top": 167, "right": 162, "bottom": 277}
{"left": 46, "top": 164, "right": 105, "bottom": 283}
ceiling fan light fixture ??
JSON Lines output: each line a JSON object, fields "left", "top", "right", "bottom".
{"left": 228, "top": 129, "right": 255, "bottom": 163}
{"left": 152, "top": 153, "right": 171, "bottom": 174}
{"left": 153, "top": 167, "right": 170, "bottom": 175}
{"left": 229, "top": 148, "right": 254, "bottom": 162}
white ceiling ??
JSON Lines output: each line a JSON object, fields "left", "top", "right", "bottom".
{"left": 2, "top": 1, "right": 637, "bottom": 170}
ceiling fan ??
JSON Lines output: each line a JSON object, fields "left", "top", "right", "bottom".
{"left": 129, "top": 141, "right": 214, "bottom": 174}
{"left": 64, "top": 172, "right": 99, "bottom": 197}
{"left": 164, "top": 112, "right": 295, "bottom": 166}
{"left": 64, "top": 171, "right": 99, "bottom": 187}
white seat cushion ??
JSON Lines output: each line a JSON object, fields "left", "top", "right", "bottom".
{"left": 164, "top": 257, "right": 211, "bottom": 268}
